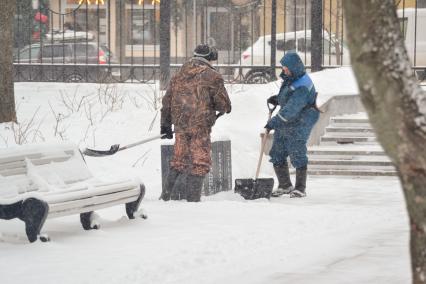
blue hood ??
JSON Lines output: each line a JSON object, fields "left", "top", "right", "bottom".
{"left": 279, "top": 52, "right": 305, "bottom": 79}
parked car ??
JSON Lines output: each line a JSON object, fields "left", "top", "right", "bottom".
{"left": 235, "top": 30, "right": 350, "bottom": 83}
{"left": 13, "top": 41, "right": 118, "bottom": 82}
{"left": 398, "top": 8, "right": 426, "bottom": 81}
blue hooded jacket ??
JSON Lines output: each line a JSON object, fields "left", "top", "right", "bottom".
{"left": 267, "top": 51, "right": 319, "bottom": 141}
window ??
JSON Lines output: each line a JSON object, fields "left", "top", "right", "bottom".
{"left": 297, "top": 38, "right": 311, "bottom": 52}
{"left": 74, "top": 44, "right": 98, "bottom": 57}
{"left": 64, "top": 1, "right": 107, "bottom": 44}
{"left": 207, "top": 8, "right": 232, "bottom": 50}
{"left": 126, "top": 8, "right": 159, "bottom": 45}
{"left": 18, "top": 46, "right": 40, "bottom": 60}
{"left": 286, "top": 1, "right": 311, "bottom": 31}
{"left": 275, "top": 39, "right": 296, "bottom": 51}
{"left": 42, "top": 45, "right": 71, "bottom": 58}
{"left": 399, "top": 17, "right": 408, "bottom": 40}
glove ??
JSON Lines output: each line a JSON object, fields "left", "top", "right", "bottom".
{"left": 264, "top": 120, "right": 274, "bottom": 132}
{"left": 160, "top": 125, "right": 173, "bottom": 139}
{"left": 267, "top": 95, "right": 278, "bottom": 106}
{"left": 216, "top": 112, "right": 224, "bottom": 119}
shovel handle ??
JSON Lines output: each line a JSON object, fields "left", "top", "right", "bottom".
{"left": 117, "top": 134, "right": 166, "bottom": 151}
{"left": 254, "top": 109, "right": 274, "bottom": 179}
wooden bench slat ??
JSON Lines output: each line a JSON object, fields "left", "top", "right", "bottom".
{"left": 0, "top": 153, "right": 43, "bottom": 164}
{"left": 48, "top": 196, "right": 138, "bottom": 219}
{"left": 44, "top": 180, "right": 139, "bottom": 204}
{"left": 0, "top": 148, "right": 75, "bottom": 164}
{"left": 0, "top": 155, "right": 72, "bottom": 169}
{"left": 42, "top": 185, "right": 89, "bottom": 196}
{"left": 0, "top": 160, "right": 27, "bottom": 171}
{"left": 0, "top": 155, "right": 73, "bottom": 177}
{"left": 0, "top": 167, "right": 27, "bottom": 177}
{"left": 48, "top": 188, "right": 140, "bottom": 217}
{"left": 0, "top": 175, "right": 38, "bottom": 198}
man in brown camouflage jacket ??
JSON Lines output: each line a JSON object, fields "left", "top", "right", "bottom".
{"left": 160, "top": 44, "right": 232, "bottom": 202}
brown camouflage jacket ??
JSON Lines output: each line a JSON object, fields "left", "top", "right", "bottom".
{"left": 161, "top": 57, "right": 232, "bottom": 132}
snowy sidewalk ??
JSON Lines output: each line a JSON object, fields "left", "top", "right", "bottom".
{"left": 0, "top": 75, "right": 410, "bottom": 283}
{"left": 0, "top": 177, "right": 410, "bottom": 284}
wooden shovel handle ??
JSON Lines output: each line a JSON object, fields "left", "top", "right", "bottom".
{"left": 254, "top": 109, "right": 274, "bottom": 179}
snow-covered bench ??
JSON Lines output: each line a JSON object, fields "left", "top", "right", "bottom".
{"left": 0, "top": 142, "right": 146, "bottom": 243}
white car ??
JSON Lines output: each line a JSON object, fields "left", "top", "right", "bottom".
{"left": 397, "top": 8, "right": 426, "bottom": 81}
{"left": 235, "top": 30, "right": 350, "bottom": 83}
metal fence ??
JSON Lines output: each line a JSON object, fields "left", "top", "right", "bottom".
{"left": 12, "top": 0, "right": 426, "bottom": 84}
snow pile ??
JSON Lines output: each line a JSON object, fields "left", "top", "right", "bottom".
{"left": 310, "top": 66, "right": 359, "bottom": 97}
{"left": 0, "top": 68, "right": 411, "bottom": 284}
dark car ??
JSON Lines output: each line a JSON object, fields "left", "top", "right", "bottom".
{"left": 13, "top": 41, "right": 118, "bottom": 83}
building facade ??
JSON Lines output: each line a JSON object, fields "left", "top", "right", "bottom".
{"left": 42, "top": 0, "right": 260, "bottom": 64}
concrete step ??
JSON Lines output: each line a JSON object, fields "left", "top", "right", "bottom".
{"left": 309, "top": 154, "right": 391, "bottom": 161}
{"left": 325, "top": 126, "right": 375, "bottom": 133}
{"left": 308, "top": 169, "right": 397, "bottom": 176}
{"left": 308, "top": 148, "right": 386, "bottom": 156}
{"left": 319, "top": 142, "right": 381, "bottom": 147}
{"left": 329, "top": 122, "right": 372, "bottom": 128}
{"left": 334, "top": 113, "right": 368, "bottom": 119}
{"left": 321, "top": 136, "right": 377, "bottom": 143}
{"left": 307, "top": 164, "right": 395, "bottom": 171}
{"left": 319, "top": 143, "right": 382, "bottom": 147}
{"left": 309, "top": 159, "right": 394, "bottom": 167}
{"left": 323, "top": 131, "right": 376, "bottom": 137}
{"left": 331, "top": 118, "right": 370, "bottom": 124}
{"left": 310, "top": 113, "right": 397, "bottom": 176}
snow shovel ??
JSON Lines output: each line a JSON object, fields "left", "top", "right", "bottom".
{"left": 234, "top": 103, "right": 276, "bottom": 200}
{"left": 83, "top": 133, "right": 166, "bottom": 157}
{"left": 82, "top": 113, "right": 224, "bottom": 157}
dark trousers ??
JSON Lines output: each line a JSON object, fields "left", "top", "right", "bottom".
{"left": 171, "top": 128, "right": 211, "bottom": 176}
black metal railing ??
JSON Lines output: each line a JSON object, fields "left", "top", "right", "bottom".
{"left": 12, "top": 0, "right": 426, "bottom": 84}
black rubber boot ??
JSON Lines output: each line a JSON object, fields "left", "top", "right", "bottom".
{"left": 170, "top": 172, "right": 188, "bottom": 200}
{"left": 160, "top": 168, "right": 180, "bottom": 201}
{"left": 271, "top": 163, "right": 294, "bottom": 197}
{"left": 291, "top": 165, "right": 307, "bottom": 198}
{"left": 186, "top": 174, "right": 205, "bottom": 202}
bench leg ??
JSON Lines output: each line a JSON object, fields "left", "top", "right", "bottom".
{"left": 125, "top": 184, "right": 146, "bottom": 219}
{"left": 0, "top": 202, "right": 23, "bottom": 220}
{"left": 20, "top": 198, "right": 49, "bottom": 243}
{"left": 80, "top": 211, "right": 100, "bottom": 230}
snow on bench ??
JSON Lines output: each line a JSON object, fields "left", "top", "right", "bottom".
{"left": 0, "top": 142, "right": 146, "bottom": 243}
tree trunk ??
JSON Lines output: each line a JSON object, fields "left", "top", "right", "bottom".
{"left": 343, "top": 1, "right": 426, "bottom": 283}
{"left": 0, "top": 0, "right": 17, "bottom": 123}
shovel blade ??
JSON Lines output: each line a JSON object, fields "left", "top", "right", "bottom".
{"left": 82, "top": 144, "right": 120, "bottom": 157}
{"left": 234, "top": 178, "right": 274, "bottom": 200}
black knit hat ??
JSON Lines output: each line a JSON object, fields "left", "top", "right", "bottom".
{"left": 193, "top": 44, "right": 218, "bottom": 61}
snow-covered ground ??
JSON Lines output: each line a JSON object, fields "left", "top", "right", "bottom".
{"left": 0, "top": 67, "right": 411, "bottom": 283}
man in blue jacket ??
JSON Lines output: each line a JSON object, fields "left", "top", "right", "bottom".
{"left": 265, "top": 51, "right": 320, "bottom": 198}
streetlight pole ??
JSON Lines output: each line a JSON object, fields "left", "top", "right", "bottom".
{"left": 311, "top": 0, "right": 323, "bottom": 72}
{"left": 160, "top": 0, "right": 171, "bottom": 90}
{"left": 270, "top": 0, "right": 277, "bottom": 80}
{"left": 193, "top": 0, "right": 197, "bottom": 48}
